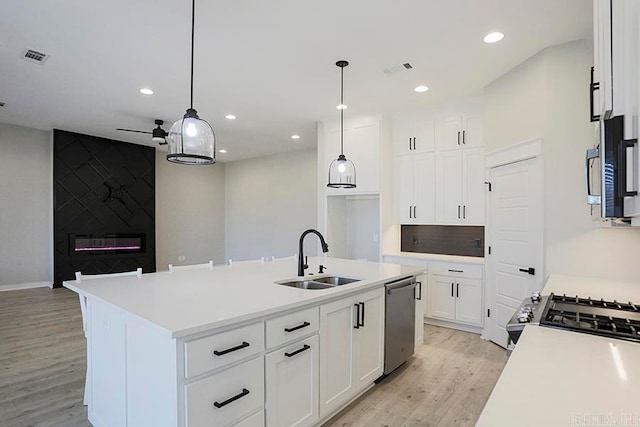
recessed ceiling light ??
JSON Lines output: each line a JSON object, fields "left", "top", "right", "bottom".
{"left": 225, "top": 114, "right": 236, "bottom": 120}
{"left": 414, "top": 85, "right": 429, "bottom": 93}
{"left": 219, "top": 149, "right": 227, "bottom": 153}
{"left": 336, "top": 104, "right": 348, "bottom": 110}
{"left": 139, "top": 88, "right": 154, "bottom": 95}
{"left": 291, "top": 135, "right": 300, "bottom": 140}
{"left": 483, "top": 32, "right": 504, "bottom": 44}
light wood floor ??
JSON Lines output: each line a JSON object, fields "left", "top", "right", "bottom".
{"left": 0, "top": 287, "right": 507, "bottom": 427}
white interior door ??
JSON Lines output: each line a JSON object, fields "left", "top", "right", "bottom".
{"left": 485, "top": 157, "right": 543, "bottom": 348}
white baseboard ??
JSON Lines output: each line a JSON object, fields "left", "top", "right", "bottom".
{"left": 424, "top": 317, "right": 483, "bottom": 335}
{"left": 0, "top": 281, "right": 52, "bottom": 292}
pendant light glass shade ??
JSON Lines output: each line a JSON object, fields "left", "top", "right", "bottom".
{"left": 166, "top": 0, "right": 216, "bottom": 165}
{"left": 167, "top": 108, "right": 216, "bottom": 165}
{"left": 327, "top": 60, "right": 356, "bottom": 188}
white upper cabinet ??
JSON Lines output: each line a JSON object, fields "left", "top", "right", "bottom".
{"left": 436, "top": 104, "right": 484, "bottom": 151}
{"left": 392, "top": 112, "right": 435, "bottom": 155}
{"left": 322, "top": 116, "right": 381, "bottom": 195}
{"left": 394, "top": 153, "right": 436, "bottom": 224}
{"left": 436, "top": 148, "right": 485, "bottom": 225}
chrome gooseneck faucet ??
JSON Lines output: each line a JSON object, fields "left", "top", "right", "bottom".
{"left": 298, "top": 229, "right": 329, "bottom": 276}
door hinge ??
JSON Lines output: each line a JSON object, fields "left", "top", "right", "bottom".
{"left": 487, "top": 308, "right": 491, "bottom": 317}
{"left": 488, "top": 246, "right": 491, "bottom": 255}
{"left": 484, "top": 181, "right": 492, "bottom": 191}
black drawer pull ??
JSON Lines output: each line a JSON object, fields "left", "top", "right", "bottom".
{"left": 213, "top": 388, "right": 250, "bottom": 408}
{"left": 284, "top": 321, "right": 311, "bottom": 333}
{"left": 448, "top": 269, "right": 464, "bottom": 273}
{"left": 285, "top": 344, "right": 311, "bottom": 358}
{"left": 213, "top": 341, "right": 250, "bottom": 356}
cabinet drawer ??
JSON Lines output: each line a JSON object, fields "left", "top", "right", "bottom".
{"left": 430, "top": 262, "right": 483, "bottom": 279}
{"left": 185, "top": 322, "right": 264, "bottom": 378}
{"left": 266, "top": 306, "right": 319, "bottom": 349}
{"left": 185, "top": 356, "right": 264, "bottom": 427}
{"left": 233, "top": 411, "right": 264, "bottom": 427}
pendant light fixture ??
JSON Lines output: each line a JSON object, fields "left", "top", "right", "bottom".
{"left": 327, "top": 60, "right": 356, "bottom": 188}
{"left": 166, "top": 0, "right": 216, "bottom": 165}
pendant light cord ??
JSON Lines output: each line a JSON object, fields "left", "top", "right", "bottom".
{"left": 190, "top": 0, "right": 196, "bottom": 109}
{"left": 340, "top": 65, "right": 344, "bottom": 156}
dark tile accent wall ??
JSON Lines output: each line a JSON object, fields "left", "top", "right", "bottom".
{"left": 401, "top": 225, "right": 484, "bottom": 257}
{"left": 53, "top": 130, "right": 156, "bottom": 287}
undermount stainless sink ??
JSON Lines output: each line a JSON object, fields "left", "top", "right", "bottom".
{"left": 275, "top": 275, "right": 361, "bottom": 290}
{"left": 312, "top": 276, "right": 360, "bottom": 286}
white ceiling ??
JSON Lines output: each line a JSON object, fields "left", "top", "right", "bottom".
{"left": 0, "top": 0, "right": 591, "bottom": 162}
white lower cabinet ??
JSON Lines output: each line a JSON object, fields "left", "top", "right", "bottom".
{"left": 415, "top": 274, "right": 426, "bottom": 345}
{"left": 265, "top": 335, "right": 319, "bottom": 427}
{"left": 185, "top": 356, "right": 264, "bottom": 427}
{"left": 319, "top": 287, "right": 384, "bottom": 418}
{"left": 234, "top": 411, "right": 265, "bottom": 427}
{"left": 427, "top": 262, "right": 483, "bottom": 327}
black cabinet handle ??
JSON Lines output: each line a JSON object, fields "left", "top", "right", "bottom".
{"left": 519, "top": 267, "right": 536, "bottom": 276}
{"left": 463, "top": 205, "right": 466, "bottom": 219}
{"left": 284, "top": 321, "right": 310, "bottom": 333}
{"left": 409, "top": 205, "right": 412, "bottom": 219}
{"left": 213, "top": 341, "right": 250, "bottom": 356}
{"left": 457, "top": 131, "right": 461, "bottom": 145}
{"left": 285, "top": 344, "right": 311, "bottom": 358}
{"left": 413, "top": 206, "right": 417, "bottom": 219}
{"left": 618, "top": 139, "right": 639, "bottom": 197}
{"left": 409, "top": 137, "right": 412, "bottom": 151}
{"left": 448, "top": 269, "right": 464, "bottom": 273}
{"left": 416, "top": 281, "right": 422, "bottom": 300}
{"left": 456, "top": 283, "right": 459, "bottom": 298}
{"left": 590, "top": 66, "right": 601, "bottom": 122}
{"left": 213, "top": 388, "right": 250, "bottom": 408}
{"left": 353, "top": 303, "right": 360, "bottom": 329}
{"left": 462, "top": 130, "right": 466, "bottom": 144}
{"left": 359, "top": 302, "right": 365, "bottom": 327}
{"left": 457, "top": 205, "right": 461, "bottom": 219}
{"left": 413, "top": 137, "right": 416, "bottom": 150}
{"left": 451, "top": 283, "right": 454, "bottom": 297}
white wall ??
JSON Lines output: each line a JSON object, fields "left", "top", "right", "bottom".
{"left": 155, "top": 151, "right": 226, "bottom": 269}
{"left": 224, "top": 149, "right": 317, "bottom": 262}
{"left": 485, "top": 39, "right": 640, "bottom": 282}
{"left": 0, "top": 123, "right": 52, "bottom": 288}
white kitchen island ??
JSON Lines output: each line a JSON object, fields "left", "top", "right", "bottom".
{"left": 64, "top": 257, "right": 425, "bottom": 427}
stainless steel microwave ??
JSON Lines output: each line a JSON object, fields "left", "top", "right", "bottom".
{"left": 586, "top": 115, "right": 638, "bottom": 219}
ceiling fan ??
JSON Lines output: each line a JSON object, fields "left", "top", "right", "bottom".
{"left": 117, "top": 119, "right": 168, "bottom": 145}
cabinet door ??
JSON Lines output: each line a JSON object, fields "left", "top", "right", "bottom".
{"left": 392, "top": 114, "right": 416, "bottom": 155}
{"left": 413, "top": 153, "right": 436, "bottom": 223}
{"left": 595, "top": 0, "right": 613, "bottom": 118}
{"left": 462, "top": 114, "right": 484, "bottom": 148}
{"left": 415, "top": 274, "right": 427, "bottom": 345}
{"left": 427, "top": 276, "right": 456, "bottom": 320}
{"left": 319, "top": 296, "right": 356, "bottom": 417}
{"left": 455, "top": 278, "right": 483, "bottom": 326}
{"left": 438, "top": 115, "right": 462, "bottom": 151}
{"left": 436, "top": 150, "right": 463, "bottom": 224}
{"left": 462, "top": 148, "right": 485, "bottom": 225}
{"left": 413, "top": 116, "right": 435, "bottom": 153}
{"left": 394, "top": 156, "right": 414, "bottom": 223}
{"left": 353, "top": 288, "right": 384, "bottom": 389}
{"left": 349, "top": 122, "right": 380, "bottom": 193}
{"left": 265, "top": 335, "right": 319, "bottom": 427}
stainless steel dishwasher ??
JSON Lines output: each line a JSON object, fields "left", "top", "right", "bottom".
{"left": 383, "top": 275, "right": 416, "bottom": 375}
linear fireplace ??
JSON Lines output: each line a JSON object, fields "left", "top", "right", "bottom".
{"left": 70, "top": 233, "right": 145, "bottom": 255}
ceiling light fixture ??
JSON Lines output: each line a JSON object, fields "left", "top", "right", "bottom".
{"left": 483, "top": 31, "right": 504, "bottom": 43}
{"left": 166, "top": 0, "right": 215, "bottom": 165}
{"left": 139, "top": 88, "right": 154, "bottom": 95}
{"left": 291, "top": 134, "right": 300, "bottom": 140}
{"left": 327, "top": 60, "right": 356, "bottom": 189}
{"left": 225, "top": 114, "right": 236, "bottom": 120}
{"left": 336, "top": 104, "right": 348, "bottom": 110}
{"left": 414, "top": 85, "right": 429, "bottom": 93}
{"left": 219, "top": 149, "right": 227, "bottom": 153}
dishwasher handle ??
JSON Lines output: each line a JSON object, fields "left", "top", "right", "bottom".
{"left": 386, "top": 276, "right": 416, "bottom": 294}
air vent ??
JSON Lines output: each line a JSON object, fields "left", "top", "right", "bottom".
{"left": 383, "top": 62, "right": 413, "bottom": 74}
{"left": 0, "top": 102, "right": 5, "bottom": 108}
{"left": 22, "top": 49, "right": 49, "bottom": 64}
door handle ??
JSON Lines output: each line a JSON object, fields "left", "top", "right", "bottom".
{"left": 462, "top": 130, "right": 466, "bottom": 145}
{"left": 413, "top": 137, "right": 416, "bottom": 150}
{"left": 409, "top": 205, "right": 412, "bottom": 219}
{"left": 585, "top": 147, "right": 601, "bottom": 205}
{"left": 285, "top": 344, "right": 311, "bottom": 358}
{"left": 457, "top": 205, "right": 461, "bottom": 219}
{"left": 456, "top": 283, "right": 459, "bottom": 298}
{"left": 457, "top": 131, "right": 461, "bottom": 145}
{"left": 409, "top": 137, "right": 412, "bottom": 151}
{"left": 213, "top": 388, "right": 250, "bottom": 408}
{"left": 519, "top": 267, "right": 536, "bottom": 276}
{"left": 590, "top": 66, "right": 601, "bottom": 122}
{"left": 413, "top": 206, "right": 416, "bottom": 219}
{"left": 353, "top": 304, "right": 360, "bottom": 329}
{"left": 451, "top": 282, "right": 454, "bottom": 297}
{"left": 463, "top": 205, "right": 466, "bottom": 219}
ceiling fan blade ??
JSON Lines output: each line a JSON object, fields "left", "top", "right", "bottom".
{"left": 116, "top": 128, "right": 152, "bottom": 134}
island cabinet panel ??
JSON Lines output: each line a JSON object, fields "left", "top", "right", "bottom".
{"left": 265, "top": 335, "right": 319, "bottom": 427}
{"left": 319, "top": 287, "right": 385, "bottom": 418}
{"left": 266, "top": 306, "right": 319, "bottom": 349}
{"left": 184, "top": 322, "right": 264, "bottom": 378}
{"left": 185, "top": 356, "right": 264, "bottom": 427}
{"left": 234, "top": 411, "right": 265, "bottom": 427}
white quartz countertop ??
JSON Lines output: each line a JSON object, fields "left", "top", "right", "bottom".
{"left": 383, "top": 251, "right": 484, "bottom": 265}
{"left": 64, "top": 257, "right": 425, "bottom": 339}
{"left": 476, "top": 325, "right": 640, "bottom": 427}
